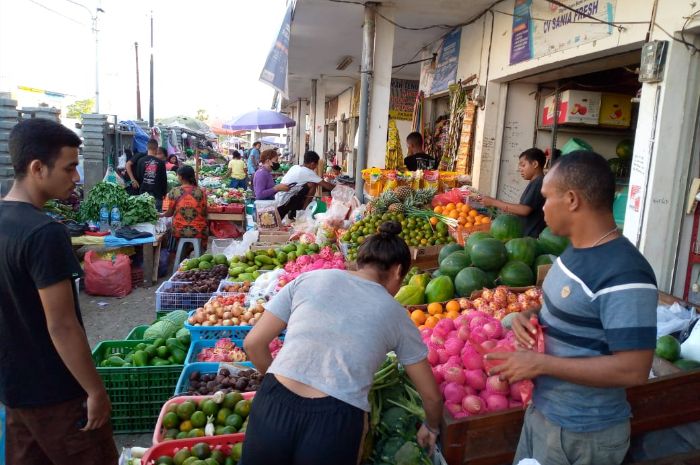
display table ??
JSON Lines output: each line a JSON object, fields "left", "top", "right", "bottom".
{"left": 71, "top": 232, "right": 168, "bottom": 287}
{"left": 207, "top": 212, "right": 246, "bottom": 230}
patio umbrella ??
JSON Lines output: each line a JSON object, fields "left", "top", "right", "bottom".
{"left": 223, "top": 109, "right": 296, "bottom": 131}
{"left": 158, "top": 116, "right": 211, "bottom": 135}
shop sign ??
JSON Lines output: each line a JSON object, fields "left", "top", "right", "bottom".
{"left": 389, "top": 79, "right": 419, "bottom": 121}
{"left": 431, "top": 28, "right": 461, "bottom": 95}
{"left": 260, "top": 2, "right": 294, "bottom": 97}
{"left": 509, "top": 0, "right": 617, "bottom": 65}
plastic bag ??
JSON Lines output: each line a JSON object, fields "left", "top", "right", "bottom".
{"left": 657, "top": 303, "right": 697, "bottom": 338}
{"left": 84, "top": 250, "right": 132, "bottom": 297}
{"left": 680, "top": 319, "right": 700, "bottom": 362}
{"left": 117, "top": 151, "right": 127, "bottom": 170}
{"left": 103, "top": 166, "right": 125, "bottom": 187}
{"left": 222, "top": 229, "right": 259, "bottom": 258}
{"left": 247, "top": 269, "right": 284, "bottom": 302}
{"left": 209, "top": 220, "right": 241, "bottom": 239}
{"left": 432, "top": 188, "right": 465, "bottom": 207}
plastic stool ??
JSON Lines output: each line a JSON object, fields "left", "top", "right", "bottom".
{"left": 173, "top": 238, "right": 202, "bottom": 274}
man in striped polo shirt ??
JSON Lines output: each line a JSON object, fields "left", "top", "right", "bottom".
{"left": 489, "top": 151, "right": 657, "bottom": 465}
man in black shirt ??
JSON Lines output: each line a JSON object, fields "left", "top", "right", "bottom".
{"left": 403, "top": 131, "right": 437, "bottom": 171}
{"left": 1, "top": 119, "right": 117, "bottom": 464}
{"left": 125, "top": 149, "right": 146, "bottom": 195}
{"left": 481, "top": 148, "right": 547, "bottom": 237}
{"left": 137, "top": 138, "right": 168, "bottom": 210}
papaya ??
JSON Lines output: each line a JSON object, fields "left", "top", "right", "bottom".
{"left": 425, "top": 276, "right": 455, "bottom": 303}
{"left": 394, "top": 284, "right": 425, "bottom": 305}
{"left": 408, "top": 273, "right": 431, "bottom": 290}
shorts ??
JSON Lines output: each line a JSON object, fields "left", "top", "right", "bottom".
{"left": 514, "top": 405, "right": 630, "bottom": 465}
{"left": 240, "top": 374, "right": 367, "bottom": 465}
{"left": 6, "top": 396, "right": 118, "bottom": 465}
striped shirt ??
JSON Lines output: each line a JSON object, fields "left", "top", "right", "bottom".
{"left": 533, "top": 237, "right": 657, "bottom": 432}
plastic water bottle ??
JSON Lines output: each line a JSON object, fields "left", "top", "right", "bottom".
{"left": 110, "top": 205, "right": 122, "bottom": 230}
{"left": 99, "top": 204, "right": 110, "bottom": 232}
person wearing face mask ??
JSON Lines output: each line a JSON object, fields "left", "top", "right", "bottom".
{"left": 253, "top": 149, "right": 289, "bottom": 201}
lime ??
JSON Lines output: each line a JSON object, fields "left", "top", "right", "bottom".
{"left": 223, "top": 392, "right": 243, "bottom": 409}
{"left": 655, "top": 335, "right": 681, "bottom": 361}
{"left": 176, "top": 431, "right": 188, "bottom": 440}
{"left": 182, "top": 458, "right": 199, "bottom": 465}
{"left": 210, "top": 450, "right": 226, "bottom": 464}
{"left": 165, "top": 428, "right": 179, "bottom": 439}
{"left": 157, "top": 456, "right": 175, "bottom": 465}
{"left": 188, "top": 428, "right": 205, "bottom": 438}
{"left": 179, "top": 420, "right": 193, "bottom": 433}
{"left": 173, "top": 448, "right": 191, "bottom": 465}
{"left": 233, "top": 399, "right": 251, "bottom": 418}
{"left": 216, "top": 407, "right": 232, "bottom": 426}
{"left": 167, "top": 403, "right": 179, "bottom": 414}
{"left": 163, "top": 411, "right": 180, "bottom": 429}
{"left": 204, "top": 459, "right": 219, "bottom": 465}
{"left": 191, "top": 442, "right": 211, "bottom": 460}
{"left": 200, "top": 399, "right": 219, "bottom": 417}
{"left": 225, "top": 413, "right": 243, "bottom": 430}
{"left": 190, "top": 411, "right": 207, "bottom": 429}
{"left": 177, "top": 401, "right": 196, "bottom": 420}
{"left": 222, "top": 425, "right": 237, "bottom": 434}
{"left": 231, "top": 442, "right": 244, "bottom": 461}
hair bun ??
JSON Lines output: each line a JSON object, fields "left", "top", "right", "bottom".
{"left": 378, "top": 221, "right": 402, "bottom": 238}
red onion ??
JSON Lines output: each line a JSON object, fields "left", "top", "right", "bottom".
{"left": 443, "top": 382, "right": 468, "bottom": 404}
{"left": 444, "top": 337, "right": 465, "bottom": 356}
{"left": 444, "top": 366, "right": 466, "bottom": 385}
{"left": 462, "top": 394, "right": 485, "bottom": 415}
{"left": 437, "top": 348, "right": 450, "bottom": 364}
{"left": 427, "top": 347, "right": 439, "bottom": 366}
{"left": 461, "top": 348, "right": 484, "bottom": 370}
{"left": 464, "top": 369, "right": 487, "bottom": 391}
{"left": 482, "top": 321, "right": 503, "bottom": 340}
{"left": 444, "top": 401, "right": 464, "bottom": 418}
{"left": 432, "top": 366, "right": 445, "bottom": 384}
{"left": 486, "top": 375, "right": 510, "bottom": 395}
{"left": 484, "top": 393, "right": 509, "bottom": 412}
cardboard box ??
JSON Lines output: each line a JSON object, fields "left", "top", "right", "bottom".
{"left": 599, "top": 93, "right": 633, "bottom": 127}
{"left": 542, "top": 90, "right": 602, "bottom": 126}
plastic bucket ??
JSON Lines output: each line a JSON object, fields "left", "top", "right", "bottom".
{"left": 560, "top": 137, "right": 593, "bottom": 155}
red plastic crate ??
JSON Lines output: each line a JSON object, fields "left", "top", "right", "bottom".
{"left": 141, "top": 434, "right": 245, "bottom": 464}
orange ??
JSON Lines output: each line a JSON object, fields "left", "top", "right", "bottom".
{"left": 458, "top": 217, "right": 467, "bottom": 226}
{"left": 445, "top": 203, "right": 455, "bottom": 211}
{"left": 410, "top": 309, "right": 427, "bottom": 326}
{"left": 469, "top": 209, "right": 478, "bottom": 218}
{"left": 418, "top": 324, "right": 427, "bottom": 331}
{"left": 434, "top": 313, "right": 445, "bottom": 320}
{"left": 481, "top": 216, "right": 491, "bottom": 224}
{"left": 433, "top": 205, "right": 444, "bottom": 214}
{"left": 460, "top": 204, "right": 469, "bottom": 213}
{"left": 425, "top": 316, "right": 439, "bottom": 328}
{"left": 446, "top": 310, "right": 461, "bottom": 320}
{"left": 427, "top": 302, "right": 443, "bottom": 315}
{"left": 448, "top": 210, "right": 459, "bottom": 219}
{"left": 445, "top": 300, "right": 461, "bottom": 313}
{"left": 429, "top": 217, "right": 439, "bottom": 226}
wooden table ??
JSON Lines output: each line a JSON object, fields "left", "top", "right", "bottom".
{"left": 141, "top": 232, "right": 168, "bottom": 287}
{"left": 207, "top": 212, "right": 246, "bottom": 231}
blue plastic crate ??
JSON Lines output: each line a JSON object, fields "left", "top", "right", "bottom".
{"left": 185, "top": 338, "right": 249, "bottom": 365}
{"left": 184, "top": 310, "right": 255, "bottom": 342}
{"left": 175, "top": 362, "right": 257, "bottom": 395}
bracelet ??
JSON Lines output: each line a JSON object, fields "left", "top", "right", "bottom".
{"left": 422, "top": 422, "right": 439, "bottom": 435}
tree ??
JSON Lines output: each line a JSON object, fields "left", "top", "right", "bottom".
{"left": 66, "top": 98, "right": 95, "bottom": 120}
{"left": 195, "top": 109, "right": 209, "bottom": 122}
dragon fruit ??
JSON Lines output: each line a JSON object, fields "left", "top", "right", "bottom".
{"left": 278, "top": 246, "right": 345, "bottom": 289}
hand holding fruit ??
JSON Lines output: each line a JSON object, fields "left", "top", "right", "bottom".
{"left": 510, "top": 313, "right": 538, "bottom": 349}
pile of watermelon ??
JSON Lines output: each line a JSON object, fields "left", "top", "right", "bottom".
{"left": 396, "top": 215, "right": 568, "bottom": 305}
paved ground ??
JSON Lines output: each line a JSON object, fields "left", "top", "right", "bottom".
{"left": 80, "top": 279, "right": 164, "bottom": 453}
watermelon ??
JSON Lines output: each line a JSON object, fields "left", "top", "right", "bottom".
{"left": 674, "top": 359, "right": 700, "bottom": 371}
{"left": 432, "top": 269, "right": 444, "bottom": 278}
{"left": 490, "top": 214, "right": 523, "bottom": 242}
{"left": 470, "top": 238, "right": 508, "bottom": 271}
{"left": 425, "top": 276, "right": 455, "bottom": 303}
{"left": 537, "top": 227, "right": 570, "bottom": 255}
{"left": 484, "top": 270, "right": 499, "bottom": 287}
{"left": 533, "top": 254, "right": 556, "bottom": 274}
{"left": 395, "top": 285, "right": 425, "bottom": 306}
{"left": 454, "top": 267, "right": 490, "bottom": 297}
{"left": 505, "top": 238, "right": 537, "bottom": 267}
{"left": 465, "top": 231, "right": 492, "bottom": 255}
{"left": 655, "top": 335, "right": 681, "bottom": 362}
{"left": 440, "top": 251, "right": 471, "bottom": 279}
{"left": 439, "top": 243, "right": 464, "bottom": 264}
{"left": 498, "top": 261, "right": 535, "bottom": 287}
{"left": 616, "top": 139, "right": 633, "bottom": 160}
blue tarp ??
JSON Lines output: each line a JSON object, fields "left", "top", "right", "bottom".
{"left": 120, "top": 120, "right": 150, "bottom": 154}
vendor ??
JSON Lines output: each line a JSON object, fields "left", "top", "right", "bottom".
{"left": 242, "top": 221, "right": 442, "bottom": 465}
{"left": 253, "top": 149, "right": 289, "bottom": 201}
{"left": 480, "top": 148, "right": 547, "bottom": 238}
{"left": 489, "top": 151, "right": 657, "bottom": 465}
{"left": 275, "top": 151, "right": 335, "bottom": 220}
{"left": 161, "top": 165, "right": 208, "bottom": 251}
{"left": 165, "top": 153, "right": 179, "bottom": 172}
{"left": 404, "top": 132, "right": 436, "bottom": 171}
{"left": 227, "top": 150, "right": 248, "bottom": 189}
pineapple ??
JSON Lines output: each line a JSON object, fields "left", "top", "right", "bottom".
{"left": 395, "top": 185, "right": 412, "bottom": 202}
{"left": 387, "top": 203, "right": 405, "bottom": 214}
{"left": 379, "top": 190, "right": 399, "bottom": 206}
{"left": 413, "top": 188, "right": 436, "bottom": 207}
{"left": 365, "top": 200, "right": 376, "bottom": 215}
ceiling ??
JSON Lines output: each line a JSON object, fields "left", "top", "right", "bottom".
{"left": 285, "top": 0, "right": 497, "bottom": 105}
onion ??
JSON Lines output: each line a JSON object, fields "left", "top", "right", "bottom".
{"left": 461, "top": 349, "right": 484, "bottom": 370}
{"left": 484, "top": 393, "right": 509, "bottom": 412}
{"left": 443, "top": 382, "right": 468, "bottom": 404}
{"left": 482, "top": 321, "right": 503, "bottom": 340}
{"left": 457, "top": 325, "right": 471, "bottom": 342}
{"left": 437, "top": 348, "right": 450, "bottom": 364}
{"left": 485, "top": 375, "right": 510, "bottom": 395}
{"left": 462, "top": 395, "right": 485, "bottom": 415}
{"left": 208, "top": 314, "right": 219, "bottom": 324}
{"left": 430, "top": 334, "right": 445, "bottom": 348}
{"left": 222, "top": 319, "right": 233, "bottom": 326}
{"left": 427, "top": 347, "right": 439, "bottom": 366}
{"left": 464, "top": 369, "right": 487, "bottom": 391}
{"left": 481, "top": 339, "right": 498, "bottom": 351}
{"left": 444, "top": 366, "right": 466, "bottom": 385}
{"left": 242, "top": 311, "right": 254, "bottom": 321}
{"left": 453, "top": 314, "right": 470, "bottom": 328}
{"left": 509, "top": 399, "right": 524, "bottom": 409}
{"left": 223, "top": 311, "right": 232, "bottom": 320}
{"left": 444, "top": 401, "right": 464, "bottom": 418}
{"left": 420, "top": 328, "right": 433, "bottom": 339}
{"left": 444, "top": 337, "right": 464, "bottom": 356}
{"left": 215, "top": 308, "right": 224, "bottom": 318}
{"left": 432, "top": 366, "right": 444, "bottom": 384}
{"left": 232, "top": 308, "right": 243, "bottom": 317}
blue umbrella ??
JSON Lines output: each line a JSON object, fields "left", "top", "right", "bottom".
{"left": 223, "top": 109, "right": 296, "bottom": 130}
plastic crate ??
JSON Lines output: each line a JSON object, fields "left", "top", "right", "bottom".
{"left": 155, "top": 280, "right": 217, "bottom": 312}
{"left": 175, "top": 362, "right": 261, "bottom": 396}
{"left": 216, "top": 280, "right": 251, "bottom": 296}
{"left": 142, "top": 433, "right": 245, "bottom": 463}
{"left": 153, "top": 392, "right": 255, "bottom": 444}
{"left": 185, "top": 338, "right": 253, "bottom": 365}
{"left": 125, "top": 325, "right": 150, "bottom": 341}
{"left": 185, "top": 310, "right": 255, "bottom": 342}
{"left": 92, "top": 340, "right": 184, "bottom": 433}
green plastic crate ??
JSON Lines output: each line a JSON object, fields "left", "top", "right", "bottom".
{"left": 92, "top": 340, "right": 183, "bottom": 433}
{"left": 125, "top": 325, "right": 150, "bottom": 341}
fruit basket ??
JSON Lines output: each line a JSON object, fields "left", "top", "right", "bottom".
{"left": 153, "top": 392, "right": 255, "bottom": 444}
{"left": 185, "top": 338, "right": 255, "bottom": 365}
{"left": 184, "top": 310, "right": 255, "bottom": 342}
{"left": 156, "top": 280, "right": 218, "bottom": 312}
{"left": 141, "top": 434, "right": 245, "bottom": 464}
{"left": 125, "top": 325, "right": 150, "bottom": 341}
{"left": 92, "top": 340, "right": 184, "bottom": 433}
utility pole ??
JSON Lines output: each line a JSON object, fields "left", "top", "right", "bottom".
{"left": 355, "top": 3, "right": 376, "bottom": 198}
{"left": 67, "top": 1, "right": 104, "bottom": 112}
{"left": 149, "top": 11, "right": 155, "bottom": 127}
{"left": 135, "top": 42, "right": 142, "bottom": 120}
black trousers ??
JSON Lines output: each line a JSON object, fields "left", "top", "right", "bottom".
{"left": 277, "top": 185, "right": 310, "bottom": 220}
{"left": 240, "top": 374, "right": 366, "bottom": 465}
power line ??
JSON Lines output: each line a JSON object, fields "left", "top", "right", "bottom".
{"left": 26, "top": 0, "right": 89, "bottom": 27}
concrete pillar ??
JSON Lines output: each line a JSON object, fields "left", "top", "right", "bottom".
{"left": 82, "top": 114, "right": 109, "bottom": 191}
{"left": 0, "top": 94, "right": 18, "bottom": 195}
{"left": 366, "top": 6, "right": 395, "bottom": 168}
{"left": 313, "top": 80, "right": 326, "bottom": 155}
{"left": 623, "top": 36, "right": 700, "bottom": 292}
{"left": 295, "top": 100, "right": 304, "bottom": 162}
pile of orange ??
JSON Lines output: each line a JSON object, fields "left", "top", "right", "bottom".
{"left": 410, "top": 300, "right": 462, "bottom": 330}
{"left": 433, "top": 202, "right": 490, "bottom": 228}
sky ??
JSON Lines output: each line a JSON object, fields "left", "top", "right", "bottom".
{"left": 0, "top": 0, "right": 288, "bottom": 121}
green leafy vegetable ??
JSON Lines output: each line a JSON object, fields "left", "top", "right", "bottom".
{"left": 122, "top": 193, "right": 158, "bottom": 225}
{"left": 78, "top": 181, "right": 128, "bottom": 222}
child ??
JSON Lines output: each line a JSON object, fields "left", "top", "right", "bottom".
{"left": 481, "top": 148, "right": 547, "bottom": 237}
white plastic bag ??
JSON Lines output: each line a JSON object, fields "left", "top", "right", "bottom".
{"left": 657, "top": 303, "right": 696, "bottom": 338}
{"left": 680, "top": 321, "right": 700, "bottom": 362}
{"left": 248, "top": 269, "right": 284, "bottom": 302}
{"left": 222, "top": 229, "right": 259, "bottom": 258}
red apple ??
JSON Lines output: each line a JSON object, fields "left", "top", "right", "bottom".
{"left": 578, "top": 105, "right": 588, "bottom": 115}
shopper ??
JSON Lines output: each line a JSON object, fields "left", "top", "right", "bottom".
{"left": 165, "top": 153, "right": 179, "bottom": 172}
{"left": 487, "top": 151, "right": 657, "bottom": 465}
{"left": 137, "top": 139, "right": 168, "bottom": 211}
{"left": 276, "top": 150, "right": 335, "bottom": 220}
{"left": 480, "top": 148, "right": 547, "bottom": 237}
{"left": 161, "top": 165, "right": 209, "bottom": 247}
{"left": 253, "top": 149, "right": 289, "bottom": 201}
{"left": 1, "top": 118, "right": 118, "bottom": 465}
{"left": 403, "top": 131, "right": 436, "bottom": 171}
{"left": 247, "top": 140, "right": 262, "bottom": 177}
{"left": 125, "top": 148, "right": 146, "bottom": 195}
{"left": 242, "top": 221, "right": 442, "bottom": 465}
{"left": 227, "top": 150, "right": 248, "bottom": 189}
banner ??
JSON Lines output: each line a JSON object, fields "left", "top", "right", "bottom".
{"left": 260, "top": 2, "right": 294, "bottom": 97}
{"left": 510, "top": 0, "right": 617, "bottom": 65}
{"left": 389, "top": 78, "right": 419, "bottom": 121}
{"left": 431, "top": 28, "right": 461, "bottom": 95}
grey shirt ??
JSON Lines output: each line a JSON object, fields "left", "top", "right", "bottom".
{"left": 265, "top": 269, "right": 428, "bottom": 411}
